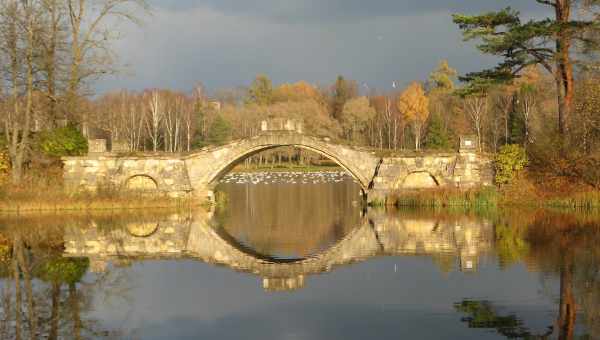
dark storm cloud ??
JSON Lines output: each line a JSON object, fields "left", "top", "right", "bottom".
{"left": 97, "top": 1, "right": 552, "bottom": 94}
{"left": 151, "top": 0, "right": 547, "bottom": 22}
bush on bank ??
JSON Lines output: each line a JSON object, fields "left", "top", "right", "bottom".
{"left": 36, "top": 125, "right": 88, "bottom": 157}
{"left": 495, "top": 144, "right": 528, "bottom": 185}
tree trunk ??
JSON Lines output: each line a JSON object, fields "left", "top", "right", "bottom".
{"left": 48, "top": 282, "right": 61, "bottom": 340}
{"left": 555, "top": 1, "right": 574, "bottom": 135}
{"left": 12, "top": 246, "right": 22, "bottom": 340}
{"left": 15, "top": 238, "right": 36, "bottom": 340}
{"left": 69, "top": 283, "right": 81, "bottom": 340}
{"left": 557, "top": 258, "right": 576, "bottom": 340}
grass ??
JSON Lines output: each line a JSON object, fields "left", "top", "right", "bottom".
{"left": 543, "top": 191, "right": 600, "bottom": 209}
{"left": 383, "top": 183, "right": 600, "bottom": 211}
{"left": 0, "top": 172, "right": 194, "bottom": 212}
{"left": 386, "top": 187, "right": 500, "bottom": 209}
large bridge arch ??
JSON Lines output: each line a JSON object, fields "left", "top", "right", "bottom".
{"left": 183, "top": 132, "right": 381, "bottom": 197}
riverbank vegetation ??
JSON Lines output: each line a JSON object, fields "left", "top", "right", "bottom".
{"left": 0, "top": 1, "right": 599, "bottom": 209}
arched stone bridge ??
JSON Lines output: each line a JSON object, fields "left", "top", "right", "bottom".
{"left": 62, "top": 131, "right": 493, "bottom": 202}
{"left": 63, "top": 210, "right": 494, "bottom": 291}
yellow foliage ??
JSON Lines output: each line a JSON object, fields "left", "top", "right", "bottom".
{"left": 398, "top": 82, "right": 430, "bottom": 124}
{"left": 0, "top": 150, "right": 9, "bottom": 184}
{"left": 273, "top": 81, "right": 322, "bottom": 103}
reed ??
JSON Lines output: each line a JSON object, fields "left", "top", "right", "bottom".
{"left": 389, "top": 187, "right": 500, "bottom": 209}
{"left": 0, "top": 173, "right": 194, "bottom": 212}
{"left": 387, "top": 186, "right": 600, "bottom": 211}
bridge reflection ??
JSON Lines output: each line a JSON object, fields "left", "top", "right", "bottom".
{"left": 63, "top": 210, "right": 493, "bottom": 291}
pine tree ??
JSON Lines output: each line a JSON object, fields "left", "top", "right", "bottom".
{"left": 207, "top": 115, "right": 231, "bottom": 145}
{"left": 424, "top": 113, "right": 451, "bottom": 150}
{"left": 453, "top": 3, "right": 600, "bottom": 135}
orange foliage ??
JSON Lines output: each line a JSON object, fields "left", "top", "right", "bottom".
{"left": 273, "top": 81, "right": 322, "bottom": 103}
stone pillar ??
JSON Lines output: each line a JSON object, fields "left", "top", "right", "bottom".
{"left": 87, "top": 139, "right": 107, "bottom": 154}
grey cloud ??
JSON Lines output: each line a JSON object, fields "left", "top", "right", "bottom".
{"left": 96, "top": 1, "right": 549, "bottom": 95}
{"left": 150, "top": 0, "right": 548, "bottom": 23}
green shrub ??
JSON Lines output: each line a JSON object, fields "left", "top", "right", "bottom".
{"left": 37, "top": 125, "right": 88, "bottom": 157}
{"left": 495, "top": 144, "right": 528, "bottom": 185}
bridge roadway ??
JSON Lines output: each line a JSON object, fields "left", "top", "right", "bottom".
{"left": 63, "top": 210, "right": 493, "bottom": 291}
{"left": 62, "top": 132, "right": 493, "bottom": 203}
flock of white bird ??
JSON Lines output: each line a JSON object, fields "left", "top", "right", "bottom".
{"left": 219, "top": 171, "right": 358, "bottom": 185}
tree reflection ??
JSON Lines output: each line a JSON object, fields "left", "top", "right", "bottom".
{"left": 0, "top": 219, "right": 122, "bottom": 339}
{"left": 454, "top": 300, "right": 552, "bottom": 339}
{"left": 457, "top": 211, "right": 600, "bottom": 340}
{"left": 525, "top": 213, "right": 600, "bottom": 340}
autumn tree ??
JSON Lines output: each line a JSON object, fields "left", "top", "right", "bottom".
{"left": 427, "top": 60, "right": 457, "bottom": 92}
{"left": 574, "top": 76, "right": 600, "bottom": 153}
{"left": 340, "top": 97, "right": 376, "bottom": 144}
{"left": 247, "top": 74, "right": 274, "bottom": 106}
{"left": 453, "top": 2, "right": 600, "bottom": 135}
{"left": 398, "top": 82, "right": 430, "bottom": 151}
{"left": 273, "top": 81, "right": 322, "bottom": 103}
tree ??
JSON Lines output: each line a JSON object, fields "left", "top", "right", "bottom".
{"left": 247, "top": 74, "right": 273, "bottom": 106}
{"left": 453, "top": 3, "right": 600, "bottom": 135}
{"left": 427, "top": 60, "right": 458, "bottom": 92}
{"left": 398, "top": 82, "right": 430, "bottom": 151}
{"left": 340, "top": 97, "right": 376, "bottom": 144}
{"left": 145, "top": 90, "right": 164, "bottom": 152}
{"left": 207, "top": 114, "right": 231, "bottom": 145}
{"left": 65, "top": 0, "right": 149, "bottom": 124}
{"left": 330, "top": 75, "right": 357, "bottom": 120}
{"left": 424, "top": 113, "right": 451, "bottom": 150}
{"left": 495, "top": 144, "right": 528, "bottom": 185}
{"left": 461, "top": 95, "right": 488, "bottom": 153}
{"left": 37, "top": 125, "right": 88, "bottom": 157}
{"left": 427, "top": 60, "right": 459, "bottom": 149}
{"left": 574, "top": 76, "right": 600, "bottom": 153}
{"left": 1, "top": 0, "right": 38, "bottom": 184}
{"left": 273, "top": 81, "right": 322, "bottom": 103}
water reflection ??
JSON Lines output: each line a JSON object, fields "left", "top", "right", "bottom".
{"left": 0, "top": 180, "right": 599, "bottom": 338}
{"left": 215, "top": 173, "right": 362, "bottom": 260}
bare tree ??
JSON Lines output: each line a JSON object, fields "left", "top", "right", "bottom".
{"left": 1, "top": 0, "right": 38, "bottom": 184}
{"left": 145, "top": 90, "right": 164, "bottom": 152}
{"left": 65, "top": 0, "right": 149, "bottom": 123}
{"left": 461, "top": 95, "right": 487, "bottom": 152}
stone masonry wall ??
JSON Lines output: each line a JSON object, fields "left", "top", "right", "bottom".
{"left": 370, "top": 152, "right": 494, "bottom": 203}
{"left": 62, "top": 155, "right": 192, "bottom": 197}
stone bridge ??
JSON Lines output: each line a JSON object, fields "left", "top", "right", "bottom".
{"left": 63, "top": 210, "right": 493, "bottom": 291}
{"left": 62, "top": 124, "right": 493, "bottom": 203}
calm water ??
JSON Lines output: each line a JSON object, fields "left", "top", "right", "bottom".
{"left": 0, "top": 172, "right": 599, "bottom": 339}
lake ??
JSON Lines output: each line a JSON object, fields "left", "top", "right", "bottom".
{"left": 0, "top": 171, "right": 598, "bottom": 339}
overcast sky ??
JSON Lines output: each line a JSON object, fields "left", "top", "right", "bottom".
{"left": 96, "top": 0, "right": 550, "bottom": 96}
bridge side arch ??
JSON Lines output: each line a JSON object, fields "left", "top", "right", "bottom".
{"left": 396, "top": 171, "right": 440, "bottom": 190}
